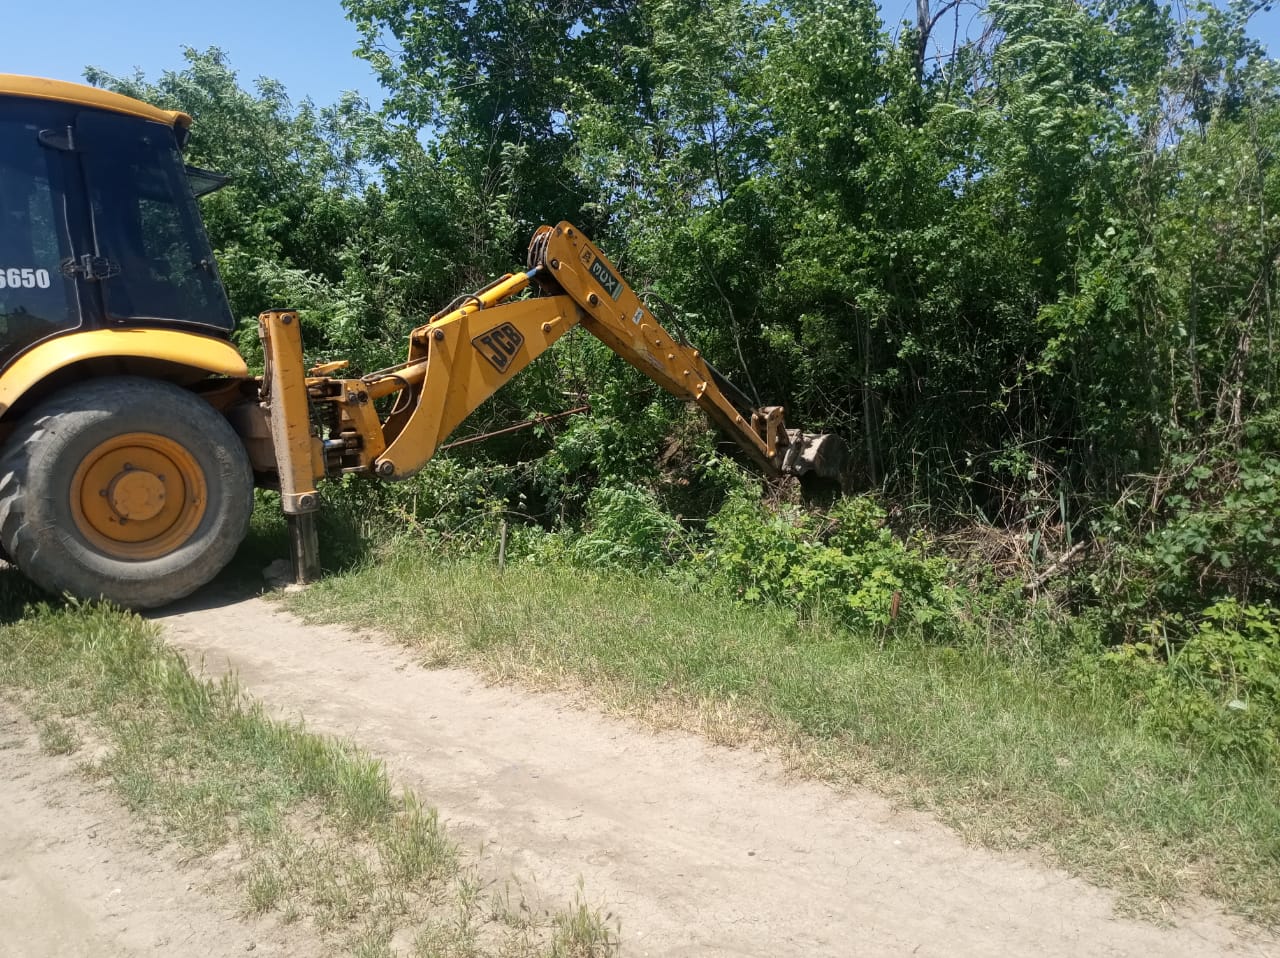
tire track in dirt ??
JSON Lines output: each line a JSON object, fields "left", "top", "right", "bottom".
{"left": 157, "top": 593, "right": 1274, "bottom": 958}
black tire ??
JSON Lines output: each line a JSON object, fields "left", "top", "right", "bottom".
{"left": 0, "top": 377, "right": 253, "bottom": 609}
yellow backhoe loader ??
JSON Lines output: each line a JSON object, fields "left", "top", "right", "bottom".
{"left": 0, "top": 74, "right": 846, "bottom": 608}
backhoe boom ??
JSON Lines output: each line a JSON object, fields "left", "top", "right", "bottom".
{"left": 256, "top": 222, "right": 847, "bottom": 581}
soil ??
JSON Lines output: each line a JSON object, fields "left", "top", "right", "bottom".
{"left": 144, "top": 592, "right": 1274, "bottom": 958}
{"left": 0, "top": 702, "right": 310, "bottom": 958}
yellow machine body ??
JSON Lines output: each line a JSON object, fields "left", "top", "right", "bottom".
{"left": 0, "top": 72, "right": 844, "bottom": 604}
{"left": 0, "top": 73, "right": 190, "bottom": 127}
{"left": 0, "top": 328, "right": 248, "bottom": 417}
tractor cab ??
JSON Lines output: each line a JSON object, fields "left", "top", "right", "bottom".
{"left": 0, "top": 77, "right": 234, "bottom": 372}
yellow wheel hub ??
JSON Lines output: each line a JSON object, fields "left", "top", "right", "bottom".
{"left": 71, "top": 433, "right": 207, "bottom": 560}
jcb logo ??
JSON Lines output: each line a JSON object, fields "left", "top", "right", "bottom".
{"left": 587, "top": 255, "right": 624, "bottom": 301}
{"left": 472, "top": 322, "right": 525, "bottom": 373}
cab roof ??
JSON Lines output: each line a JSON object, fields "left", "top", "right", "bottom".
{"left": 0, "top": 74, "right": 190, "bottom": 129}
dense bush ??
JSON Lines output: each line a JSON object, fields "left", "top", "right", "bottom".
{"left": 1082, "top": 420, "right": 1280, "bottom": 651}
{"left": 320, "top": 456, "right": 519, "bottom": 556}
{"left": 1091, "top": 600, "right": 1280, "bottom": 764}
{"left": 570, "top": 484, "right": 689, "bottom": 570}
{"left": 706, "top": 494, "right": 959, "bottom": 636}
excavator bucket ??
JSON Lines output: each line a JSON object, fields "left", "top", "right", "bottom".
{"left": 778, "top": 429, "right": 850, "bottom": 491}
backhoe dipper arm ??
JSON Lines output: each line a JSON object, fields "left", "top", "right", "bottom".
{"left": 525, "top": 224, "right": 787, "bottom": 475}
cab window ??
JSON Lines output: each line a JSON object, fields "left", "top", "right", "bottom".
{"left": 0, "top": 105, "right": 79, "bottom": 368}
{"left": 78, "top": 110, "right": 233, "bottom": 331}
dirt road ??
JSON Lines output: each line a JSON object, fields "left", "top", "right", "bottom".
{"left": 151, "top": 592, "right": 1274, "bottom": 958}
{"left": 0, "top": 704, "right": 307, "bottom": 958}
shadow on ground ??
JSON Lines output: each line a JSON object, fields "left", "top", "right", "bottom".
{"left": 0, "top": 564, "right": 45, "bottom": 624}
{"left": 0, "top": 487, "right": 378, "bottom": 624}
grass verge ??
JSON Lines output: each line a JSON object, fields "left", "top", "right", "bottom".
{"left": 284, "top": 549, "right": 1280, "bottom": 926}
{"left": 0, "top": 573, "right": 618, "bottom": 957}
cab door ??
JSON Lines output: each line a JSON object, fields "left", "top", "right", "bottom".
{"left": 75, "top": 109, "right": 234, "bottom": 333}
{"left": 0, "top": 97, "right": 86, "bottom": 370}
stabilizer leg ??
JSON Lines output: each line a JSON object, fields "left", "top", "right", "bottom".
{"left": 287, "top": 512, "right": 321, "bottom": 584}
{"left": 259, "top": 308, "right": 326, "bottom": 585}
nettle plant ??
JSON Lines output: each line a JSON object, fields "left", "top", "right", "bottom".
{"left": 570, "top": 484, "right": 689, "bottom": 570}
{"left": 1093, "top": 422, "right": 1280, "bottom": 628}
{"left": 707, "top": 494, "right": 958, "bottom": 636}
{"left": 1103, "top": 600, "right": 1280, "bottom": 764}
{"left": 1146, "top": 441, "right": 1280, "bottom": 609}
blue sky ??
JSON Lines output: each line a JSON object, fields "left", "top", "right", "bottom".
{"left": 0, "top": 1, "right": 384, "bottom": 107}
{"left": 3, "top": 0, "right": 1279, "bottom": 109}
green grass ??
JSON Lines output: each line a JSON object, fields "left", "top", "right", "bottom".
{"left": 0, "top": 570, "right": 618, "bottom": 956}
{"left": 285, "top": 549, "right": 1280, "bottom": 925}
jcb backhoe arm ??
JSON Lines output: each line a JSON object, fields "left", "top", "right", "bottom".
{"left": 256, "top": 222, "right": 847, "bottom": 580}
{"left": 526, "top": 224, "right": 847, "bottom": 482}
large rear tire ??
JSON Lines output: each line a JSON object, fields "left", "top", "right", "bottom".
{"left": 0, "top": 377, "right": 253, "bottom": 609}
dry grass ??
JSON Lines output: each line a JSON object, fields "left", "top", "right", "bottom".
{"left": 36, "top": 716, "right": 81, "bottom": 756}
